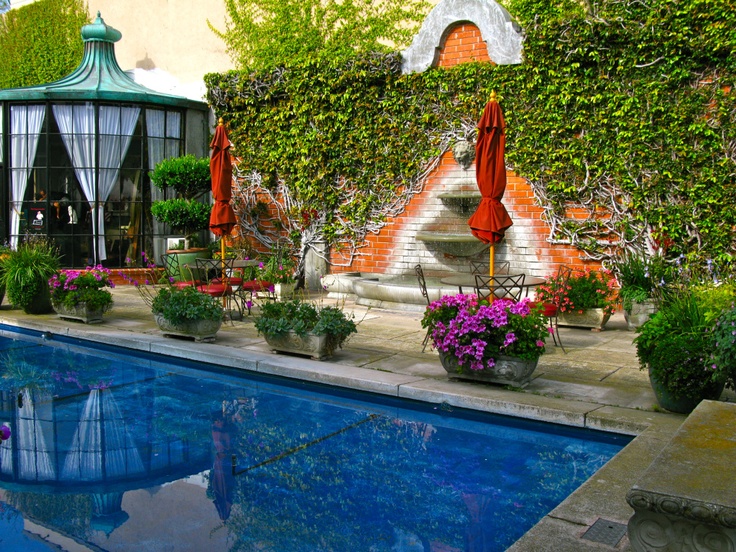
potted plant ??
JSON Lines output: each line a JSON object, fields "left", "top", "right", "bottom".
{"left": 121, "top": 253, "right": 224, "bottom": 342}
{"left": 634, "top": 283, "right": 735, "bottom": 413}
{"left": 254, "top": 299, "right": 357, "bottom": 360}
{"left": 48, "top": 265, "right": 114, "bottom": 323}
{"left": 614, "top": 251, "right": 672, "bottom": 330}
{"left": 0, "top": 236, "right": 61, "bottom": 314}
{"left": 421, "top": 294, "right": 548, "bottom": 387}
{"left": 259, "top": 251, "right": 297, "bottom": 300}
{"left": 150, "top": 155, "right": 212, "bottom": 276}
{"left": 536, "top": 267, "right": 617, "bottom": 330}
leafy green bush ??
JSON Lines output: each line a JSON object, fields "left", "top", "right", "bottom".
{"left": 614, "top": 252, "right": 672, "bottom": 310}
{"left": 0, "top": 0, "right": 88, "bottom": 89}
{"left": 149, "top": 155, "right": 211, "bottom": 200}
{"left": 150, "top": 199, "right": 212, "bottom": 240}
{"left": 151, "top": 286, "right": 224, "bottom": 325}
{"left": 255, "top": 299, "right": 357, "bottom": 354}
{"left": 0, "top": 236, "right": 60, "bottom": 314}
{"left": 635, "top": 287, "right": 729, "bottom": 400}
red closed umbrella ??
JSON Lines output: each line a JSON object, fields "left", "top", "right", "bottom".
{"left": 467, "top": 92, "right": 513, "bottom": 276}
{"left": 209, "top": 118, "right": 236, "bottom": 241}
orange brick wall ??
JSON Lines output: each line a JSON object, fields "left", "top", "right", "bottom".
{"left": 330, "top": 22, "right": 602, "bottom": 279}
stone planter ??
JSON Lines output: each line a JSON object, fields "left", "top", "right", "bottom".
{"left": 272, "top": 282, "right": 296, "bottom": 300}
{"left": 648, "top": 366, "right": 725, "bottom": 414}
{"left": 557, "top": 308, "right": 611, "bottom": 331}
{"left": 263, "top": 330, "right": 333, "bottom": 360}
{"left": 624, "top": 299, "right": 657, "bottom": 331}
{"left": 154, "top": 313, "right": 222, "bottom": 343}
{"left": 439, "top": 350, "right": 539, "bottom": 388}
{"left": 53, "top": 302, "right": 106, "bottom": 324}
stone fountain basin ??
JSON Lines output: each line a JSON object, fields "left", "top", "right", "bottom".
{"left": 415, "top": 231, "right": 489, "bottom": 257}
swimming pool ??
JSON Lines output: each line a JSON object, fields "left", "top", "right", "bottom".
{"left": 0, "top": 329, "right": 630, "bottom": 551}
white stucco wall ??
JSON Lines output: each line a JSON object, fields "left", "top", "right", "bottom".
{"left": 91, "top": 0, "right": 234, "bottom": 99}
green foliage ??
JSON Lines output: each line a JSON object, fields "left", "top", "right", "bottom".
{"left": 210, "top": 0, "right": 430, "bottom": 71}
{"left": 149, "top": 155, "right": 211, "bottom": 200}
{"left": 0, "top": 0, "right": 88, "bottom": 89}
{"left": 613, "top": 252, "right": 672, "bottom": 309}
{"left": 536, "top": 268, "right": 617, "bottom": 314}
{"left": 151, "top": 198, "right": 212, "bottom": 239}
{"left": 48, "top": 265, "right": 114, "bottom": 312}
{"left": 711, "top": 306, "right": 736, "bottom": 390}
{"left": 0, "top": 236, "right": 60, "bottom": 313}
{"left": 207, "top": 0, "right": 736, "bottom": 268}
{"left": 634, "top": 289, "right": 720, "bottom": 400}
{"left": 151, "top": 286, "right": 224, "bottom": 325}
{"left": 255, "top": 299, "right": 357, "bottom": 353}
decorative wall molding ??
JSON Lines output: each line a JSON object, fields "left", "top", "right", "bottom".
{"left": 401, "top": 0, "right": 523, "bottom": 74}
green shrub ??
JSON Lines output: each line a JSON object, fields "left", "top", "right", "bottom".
{"left": 151, "top": 286, "right": 224, "bottom": 325}
{"left": 0, "top": 236, "right": 60, "bottom": 314}
{"left": 255, "top": 299, "right": 357, "bottom": 354}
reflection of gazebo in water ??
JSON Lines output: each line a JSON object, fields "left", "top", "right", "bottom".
{"left": 0, "top": 13, "right": 208, "bottom": 267}
{"left": 0, "top": 385, "right": 212, "bottom": 536}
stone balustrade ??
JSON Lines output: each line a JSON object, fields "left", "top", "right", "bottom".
{"left": 626, "top": 400, "right": 736, "bottom": 551}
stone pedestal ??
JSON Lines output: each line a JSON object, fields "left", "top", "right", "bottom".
{"left": 626, "top": 400, "right": 736, "bottom": 551}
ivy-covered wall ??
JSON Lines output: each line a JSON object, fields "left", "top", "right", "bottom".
{"left": 206, "top": 0, "right": 736, "bottom": 271}
{"left": 0, "top": 0, "right": 88, "bottom": 89}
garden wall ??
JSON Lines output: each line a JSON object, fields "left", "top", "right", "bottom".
{"left": 331, "top": 22, "right": 602, "bottom": 280}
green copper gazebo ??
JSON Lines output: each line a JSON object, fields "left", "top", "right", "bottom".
{"left": 0, "top": 13, "right": 208, "bottom": 267}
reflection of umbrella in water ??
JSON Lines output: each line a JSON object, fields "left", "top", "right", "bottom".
{"left": 210, "top": 413, "right": 234, "bottom": 521}
{"left": 467, "top": 91, "right": 513, "bottom": 277}
{"left": 209, "top": 118, "right": 236, "bottom": 285}
{"left": 61, "top": 388, "right": 144, "bottom": 481}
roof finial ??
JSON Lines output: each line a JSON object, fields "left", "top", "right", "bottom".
{"left": 489, "top": 90, "right": 497, "bottom": 103}
{"left": 218, "top": 117, "right": 224, "bottom": 126}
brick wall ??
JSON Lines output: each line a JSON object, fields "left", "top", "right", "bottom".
{"left": 331, "top": 22, "right": 601, "bottom": 279}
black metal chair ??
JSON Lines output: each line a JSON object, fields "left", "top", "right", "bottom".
{"left": 474, "top": 273, "right": 526, "bottom": 303}
{"left": 469, "top": 259, "right": 510, "bottom": 275}
{"left": 195, "top": 257, "right": 244, "bottom": 318}
{"left": 415, "top": 264, "right": 432, "bottom": 352}
{"left": 160, "top": 253, "right": 200, "bottom": 289}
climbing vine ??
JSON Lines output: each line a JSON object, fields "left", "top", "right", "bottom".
{"left": 0, "top": 0, "right": 88, "bottom": 89}
{"left": 206, "top": 0, "right": 736, "bottom": 269}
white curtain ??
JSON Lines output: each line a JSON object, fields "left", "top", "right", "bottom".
{"left": 146, "top": 109, "right": 181, "bottom": 262}
{"left": 53, "top": 104, "right": 140, "bottom": 262}
{"left": 9, "top": 105, "right": 46, "bottom": 248}
{"left": 62, "top": 389, "right": 144, "bottom": 481}
{"left": 97, "top": 106, "right": 140, "bottom": 261}
{"left": 17, "top": 389, "right": 56, "bottom": 481}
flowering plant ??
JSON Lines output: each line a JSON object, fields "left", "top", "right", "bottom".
{"left": 48, "top": 265, "right": 114, "bottom": 312}
{"left": 536, "top": 267, "right": 617, "bottom": 315}
{"left": 258, "top": 254, "right": 296, "bottom": 285}
{"left": 421, "top": 294, "right": 548, "bottom": 372}
{"left": 119, "top": 252, "right": 223, "bottom": 324}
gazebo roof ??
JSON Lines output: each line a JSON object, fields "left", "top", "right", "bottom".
{"left": 0, "top": 12, "right": 206, "bottom": 111}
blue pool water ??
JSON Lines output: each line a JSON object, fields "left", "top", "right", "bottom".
{"left": 0, "top": 328, "right": 630, "bottom": 551}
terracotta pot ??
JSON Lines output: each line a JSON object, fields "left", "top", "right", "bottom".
{"left": 438, "top": 350, "right": 538, "bottom": 388}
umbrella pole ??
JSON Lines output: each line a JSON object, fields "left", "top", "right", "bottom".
{"left": 221, "top": 238, "right": 227, "bottom": 308}
{"left": 489, "top": 244, "right": 495, "bottom": 284}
